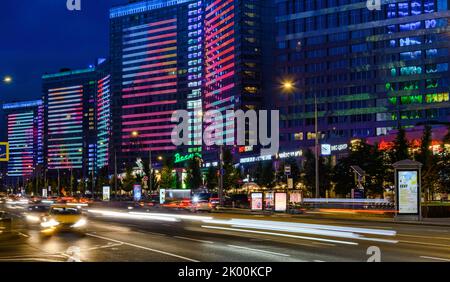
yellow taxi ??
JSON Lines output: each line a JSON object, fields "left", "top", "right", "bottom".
{"left": 40, "top": 205, "right": 87, "bottom": 234}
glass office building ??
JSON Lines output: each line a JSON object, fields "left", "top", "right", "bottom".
{"left": 110, "top": 0, "right": 274, "bottom": 166}
{"left": 43, "top": 66, "right": 102, "bottom": 179}
{"left": 275, "top": 0, "right": 450, "bottom": 157}
{"left": 2, "top": 100, "right": 43, "bottom": 185}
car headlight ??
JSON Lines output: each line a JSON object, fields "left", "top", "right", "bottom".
{"left": 71, "top": 218, "right": 87, "bottom": 228}
{"left": 26, "top": 215, "right": 40, "bottom": 223}
{"left": 40, "top": 219, "right": 59, "bottom": 228}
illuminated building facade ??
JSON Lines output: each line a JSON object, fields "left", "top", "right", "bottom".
{"left": 275, "top": 0, "right": 450, "bottom": 156}
{"left": 110, "top": 0, "right": 192, "bottom": 167}
{"left": 110, "top": 0, "right": 274, "bottom": 166}
{"left": 43, "top": 64, "right": 107, "bottom": 180}
{"left": 2, "top": 100, "right": 43, "bottom": 184}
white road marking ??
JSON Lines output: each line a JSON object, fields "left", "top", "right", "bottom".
{"left": 0, "top": 258, "right": 63, "bottom": 262}
{"left": 201, "top": 225, "right": 358, "bottom": 246}
{"left": 399, "top": 234, "right": 450, "bottom": 241}
{"left": 227, "top": 245, "right": 290, "bottom": 257}
{"left": 17, "top": 232, "right": 29, "bottom": 238}
{"left": 174, "top": 236, "right": 213, "bottom": 244}
{"left": 86, "top": 233, "right": 199, "bottom": 262}
{"left": 400, "top": 240, "right": 450, "bottom": 248}
{"left": 420, "top": 256, "right": 450, "bottom": 262}
{"left": 313, "top": 260, "right": 325, "bottom": 262}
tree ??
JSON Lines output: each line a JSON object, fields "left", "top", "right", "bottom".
{"left": 417, "top": 126, "right": 440, "bottom": 201}
{"left": 255, "top": 161, "right": 275, "bottom": 188}
{"left": 222, "top": 147, "right": 240, "bottom": 191}
{"left": 300, "top": 150, "right": 330, "bottom": 197}
{"left": 160, "top": 157, "right": 175, "bottom": 189}
{"left": 185, "top": 157, "right": 203, "bottom": 190}
{"left": 205, "top": 166, "right": 218, "bottom": 191}
{"left": 391, "top": 128, "right": 410, "bottom": 163}
{"left": 121, "top": 165, "right": 135, "bottom": 192}
{"left": 96, "top": 167, "right": 110, "bottom": 195}
{"left": 333, "top": 140, "right": 387, "bottom": 197}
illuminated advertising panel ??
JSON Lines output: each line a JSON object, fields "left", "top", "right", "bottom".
{"left": 102, "top": 186, "right": 110, "bottom": 202}
{"left": 275, "top": 193, "right": 287, "bottom": 212}
{"left": 0, "top": 142, "right": 9, "bottom": 162}
{"left": 159, "top": 189, "right": 166, "bottom": 204}
{"left": 398, "top": 170, "right": 419, "bottom": 214}
{"left": 251, "top": 193, "right": 263, "bottom": 211}
{"left": 264, "top": 192, "right": 274, "bottom": 210}
{"left": 133, "top": 185, "right": 142, "bottom": 202}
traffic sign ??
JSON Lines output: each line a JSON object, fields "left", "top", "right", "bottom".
{"left": 0, "top": 142, "right": 9, "bottom": 162}
{"left": 284, "top": 165, "right": 291, "bottom": 176}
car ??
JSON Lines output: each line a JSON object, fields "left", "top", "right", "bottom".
{"left": 189, "top": 200, "right": 213, "bottom": 213}
{"left": 40, "top": 205, "right": 87, "bottom": 235}
{"left": 23, "top": 204, "right": 51, "bottom": 226}
{"left": 0, "top": 211, "right": 12, "bottom": 232}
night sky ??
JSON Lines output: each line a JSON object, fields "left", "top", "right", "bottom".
{"left": 0, "top": 0, "right": 125, "bottom": 103}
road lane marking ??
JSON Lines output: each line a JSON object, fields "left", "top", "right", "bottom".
{"left": 399, "top": 234, "right": 450, "bottom": 241}
{"left": 201, "top": 225, "right": 358, "bottom": 246}
{"left": 399, "top": 240, "right": 450, "bottom": 248}
{"left": 0, "top": 258, "right": 63, "bottom": 262}
{"left": 313, "top": 260, "right": 325, "bottom": 262}
{"left": 17, "top": 232, "right": 29, "bottom": 238}
{"left": 174, "top": 236, "right": 213, "bottom": 244}
{"left": 420, "top": 256, "right": 450, "bottom": 262}
{"left": 227, "top": 245, "right": 290, "bottom": 257}
{"left": 86, "top": 233, "right": 199, "bottom": 262}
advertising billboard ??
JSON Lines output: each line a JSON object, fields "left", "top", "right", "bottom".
{"left": 102, "top": 186, "right": 110, "bottom": 202}
{"left": 133, "top": 185, "right": 142, "bottom": 202}
{"left": 264, "top": 192, "right": 274, "bottom": 210}
{"left": 0, "top": 142, "right": 9, "bottom": 162}
{"left": 398, "top": 170, "right": 419, "bottom": 214}
{"left": 159, "top": 189, "right": 166, "bottom": 204}
{"left": 251, "top": 192, "right": 263, "bottom": 211}
{"left": 275, "top": 192, "right": 287, "bottom": 212}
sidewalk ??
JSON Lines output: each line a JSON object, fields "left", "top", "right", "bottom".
{"left": 213, "top": 207, "right": 450, "bottom": 227}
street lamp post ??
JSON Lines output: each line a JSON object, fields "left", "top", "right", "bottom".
{"left": 314, "top": 94, "right": 320, "bottom": 199}
{"left": 282, "top": 79, "right": 320, "bottom": 199}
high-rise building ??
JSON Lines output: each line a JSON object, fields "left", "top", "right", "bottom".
{"left": 2, "top": 100, "right": 43, "bottom": 186}
{"left": 110, "top": 0, "right": 192, "bottom": 167}
{"left": 42, "top": 62, "right": 110, "bottom": 182}
{"left": 275, "top": 0, "right": 450, "bottom": 158}
{"left": 109, "top": 0, "right": 274, "bottom": 166}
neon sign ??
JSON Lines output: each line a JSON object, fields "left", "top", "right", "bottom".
{"left": 174, "top": 152, "right": 202, "bottom": 164}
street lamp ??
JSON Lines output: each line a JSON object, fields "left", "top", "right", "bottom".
{"left": 281, "top": 79, "right": 320, "bottom": 199}
{"left": 3, "top": 76, "right": 12, "bottom": 84}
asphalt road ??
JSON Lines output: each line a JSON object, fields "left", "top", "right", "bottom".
{"left": 1, "top": 204, "right": 449, "bottom": 262}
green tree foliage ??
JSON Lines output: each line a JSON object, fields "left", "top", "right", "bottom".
{"left": 96, "top": 167, "right": 110, "bottom": 195}
{"left": 205, "top": 166, "right": 218, "bottom": 191}
{"left": 391, "top": 128, "right": 410, "bottom": 163}
{"left": 222, "top": 147, "right": 240, "bottom": 191}
{"left": 255, "top": 161, "right": 275, "bottom": 188}
{"left": 300, "top": 150, "right": 331, "bottom": 197}
{"left": 121, "top": 165, "right": 135, "bottom": 192}
{"left": 160, "top": 157, "right": 175, "bottom": 189}
{"left": 333, "top": 140, "right": 387, "bottom": 197}
{"left": 185, "top": 157, "right": 203, "bottom": 190}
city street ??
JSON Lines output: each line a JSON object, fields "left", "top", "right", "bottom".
{"left": 1, "top": 204, "right": 449, "bottom": 262}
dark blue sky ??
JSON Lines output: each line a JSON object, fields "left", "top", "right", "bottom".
{"left": 0, "top": 0, "right": 125, "bottom": 103}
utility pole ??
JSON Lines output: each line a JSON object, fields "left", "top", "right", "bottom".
{"left": 314, "top": 94, "right": 320, "bottom": 199}
{"left": 91, "top": 157, "right": 95, "bottom": 199}
{"left": 57, "top": 169, "right": 60, "bottom": 196}
{"left": 149, "top": 146, "right": 152, "bottom": 192}
{"left": 114, "top": 149, "right": 118, "bottom": 200}
{"left": 219, "top": 145, "right": 224, "bottom": 207}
